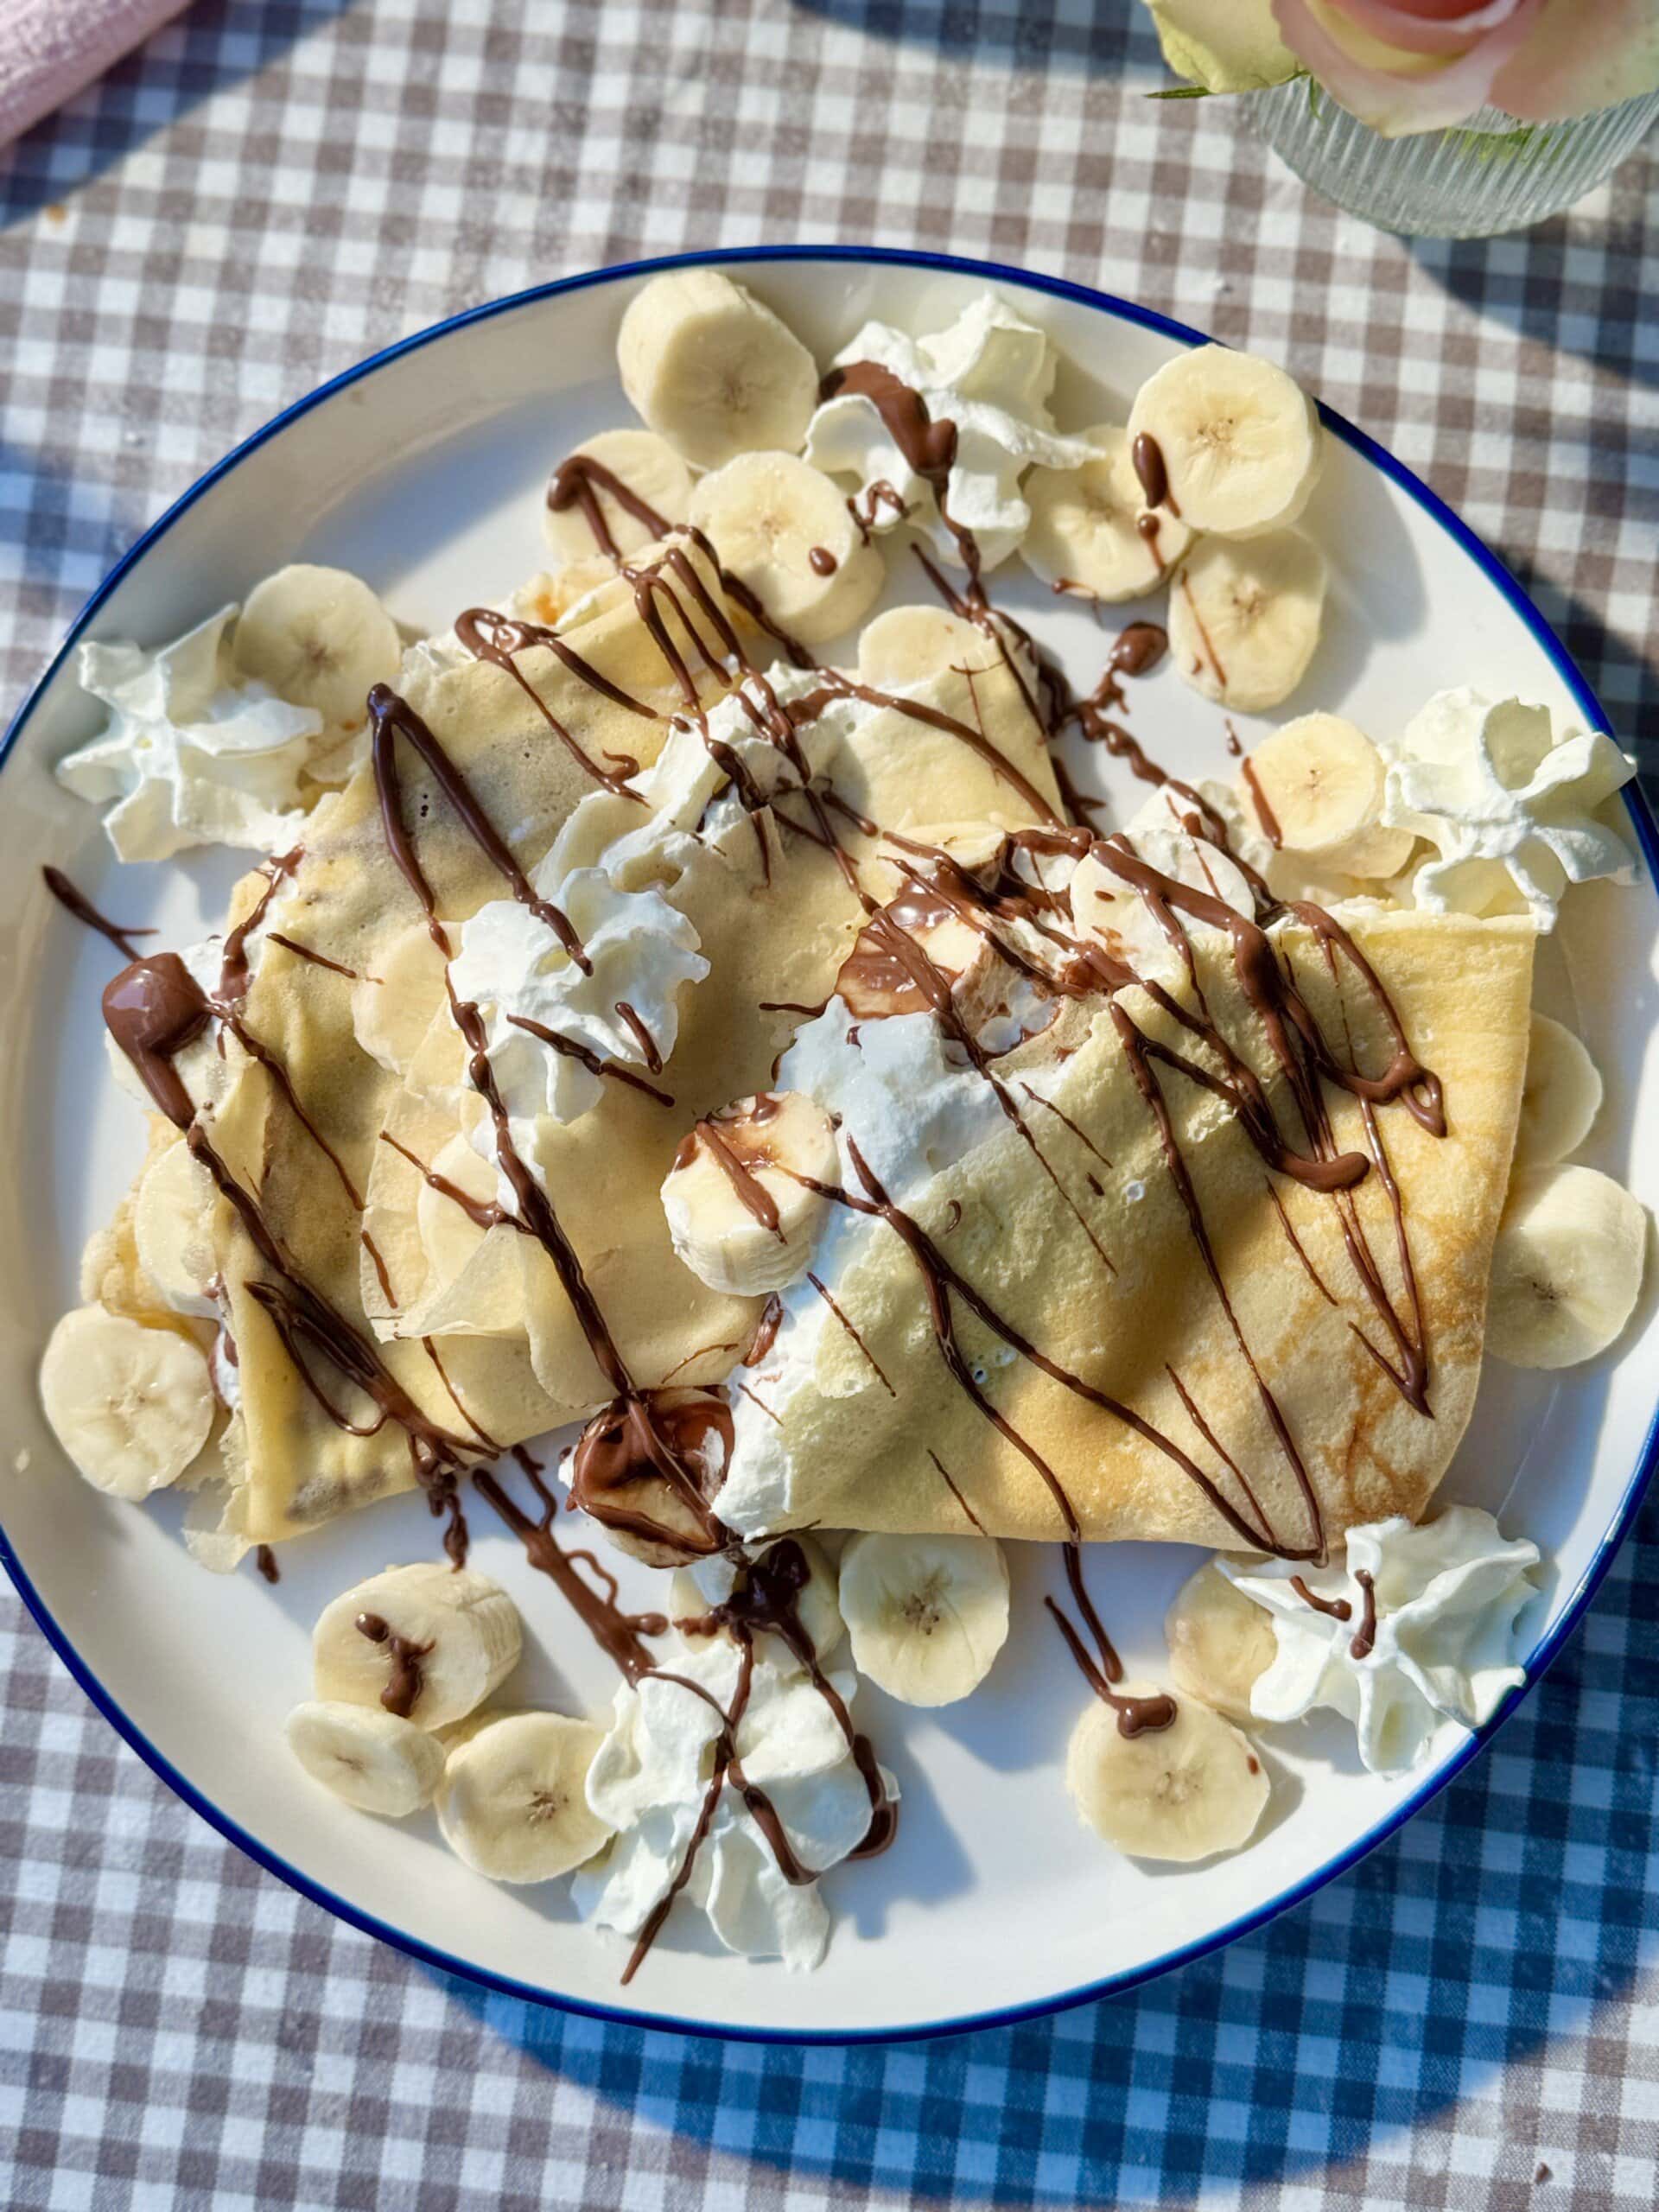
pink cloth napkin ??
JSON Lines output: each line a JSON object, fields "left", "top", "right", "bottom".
{"left": 1, "top": 0, "right": 192, "bottom": 147}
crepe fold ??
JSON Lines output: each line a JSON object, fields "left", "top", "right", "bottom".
{"left": 188, "top": 545, "right": 762, "bottom": 1548}
{"left": 721, "top": 912, "right": 1535, "bottom": 1553}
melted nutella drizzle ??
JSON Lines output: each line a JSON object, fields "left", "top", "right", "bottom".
{"left": 1239, "top": 759, "right": 1282, "bottom": 848}
{"left": 1046, "top": 1545, "right": 1178, "bottom": 1738}
{"left": 219, "top": 847, "right": 302, "bottom": 1000}
{"left": 368, "top": 684, "right": 592, "bottom": 970}
{"left": 254, "top": 1544, "right": 280, "bottom": 1585}
{"left": 1349, "top": 1567, "right": 1378, "bottom": 1659}
{"left": 1291, "top": 1573, "right": 1351, "bottom": 1622}
{"left": 42, "top": 865, "right": 155, "bottom": 962}
{"left": 819, "top": 359, "right": 968, "bottom": 569}
{"left": 622, "top": 1537, "right": 896, "bottom": 1983}
{"left": 356, "top": 1610, "right": 432, "bottom": 1719}
{"left": 546, "top": 452, "right": 672, "bottom": 562}
{"left": 1131, "top": 432, "right": 1178, "bottom": 518}
{"left": 266, "top": 933, "right": 359, "bottom": 980}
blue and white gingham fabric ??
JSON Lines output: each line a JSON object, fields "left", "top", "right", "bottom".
{"left": 2, "top": 3, "right": 1656, "bottom": 2205}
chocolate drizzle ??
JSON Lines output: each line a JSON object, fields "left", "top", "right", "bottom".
{"left": 1239, "top": 759, "right": 1282, "bottom": 849}
{"left": 847, "top": 480, "right": 909, "bottom": 543}
{"left": 1349, "top": 1567, "right": 1378, "bottom": 1658}
{"left": 1046, "top": 1546, "right": 1177, "bottom": 1738}
{"left": 1109, "top": 622, "right": 1168, "bottom": 682}
{"left": 355, "top": 1610, "right": 433, "bottom": 1719}
{"left": 1291, "top": 1573, "right": 1351, "bottom": 1623}
{"left": 1131, "top": 431, "right": 1173, "bottom": 514}
{"left": 621, "top": 1537, "right": 896, "bottom": 1983}
{"left": 42, "top": 865, "right": 155, "bottom": 962}
{"left": 368, "top": 684, "right": 592, "bottom": 970}
{"left": 547, "top": 452, "right": 673, "bottom": 562}
{"left": 474, "top": 1459, "right": 664, "bottom": 1681}
{"left": 678, "top": 1098, "right": 786, "bottom": 1237}
{"left": 266, "top": 933, "right": 359, "bottom": 980}
{"left": 820, "top": 359, "right": 965, "bottom": 563}
{"left": 219, "top": 847, "right": 302, "bottom": 1001}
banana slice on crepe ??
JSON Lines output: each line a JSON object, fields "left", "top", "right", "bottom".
{"left": 133, "top": 1136, "right": 221, "bottom": 1319}
{"left": 233, "top": 563, "right": 403, "bottom": 729}
{"left": 349, "top": 924, "right": 451, "bottom": 1077}
{"left": 856, "top": 604, "right": 1015, "bottom": 689}
{"left": 661, "top": 1090, "right": 839, "bottom": 1298}
{"left": 543, "top": 429, "right": 695, "bottom": 562}
{"left": 618, "top": 268, "right": 820, "bottom": 469}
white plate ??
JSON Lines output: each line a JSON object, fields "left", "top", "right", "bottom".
{"left": 3, "top": 249, "right": 1656, "bottom": 2044}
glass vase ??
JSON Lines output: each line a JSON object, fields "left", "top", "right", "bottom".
{"left": 1248, "top": 82, "right": 1659, "bottom": 238}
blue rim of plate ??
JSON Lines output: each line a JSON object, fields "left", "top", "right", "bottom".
{"left": 3, "top": 245, "right": 1657, "bottom": 2047}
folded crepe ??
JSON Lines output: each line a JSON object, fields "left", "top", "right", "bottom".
{"left": 717, "top": 910, "right": 1535, "bottom": 1554}
{"left": 149, "top": 550, "right": 1064, "bottom": 1551}
{"left": 168, "top": 543, "right": 763, "bottom": 1547}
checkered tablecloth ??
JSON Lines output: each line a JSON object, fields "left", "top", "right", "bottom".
{"left": 3, "top": 3, "right": 1656, "bottom": 2205}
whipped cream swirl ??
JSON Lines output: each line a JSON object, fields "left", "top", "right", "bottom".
{"left": 1222, "top": 1506, "right": 1540, "bottom": 1775}
{"left": 574, "top": 1630, "right": 891, "bottom": 1973}
{"left": 1380, "top": 690, "right": 1634, "bottom": 930}
{"left": 57, "top": 607, "right": 322, "bottom": 861}
{"left": 807, "top": 293, "right": 1090, "bottom": 574}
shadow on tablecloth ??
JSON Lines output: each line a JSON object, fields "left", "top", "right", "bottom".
{"left": 0, "top": 0, "right": 360, "bottom": 227}
{"left": 436, "top": 1484, "right": 1657, "bottom": 2205}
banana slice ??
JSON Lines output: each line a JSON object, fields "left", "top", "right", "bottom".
{"left": 284, "top": 1700, "right": 444, "bottom": 1818}
{"left": 617, "top": 268, "right": 820, "bottom": 470}
{"left": 671, "top": 1532, "right": 844, "bottom": 1665}
{"left": 1021, "top": 425, "right": 1193, "bottom": 601}
{"left": 39, "top": 1305, "right": 213, "bottom": 1500}
{"left": 1126, "top": 344, "right": 1322, "bottom": 537}
{"left": 1165, "top": 1561, "right": 1277, "bottom": 1723}
{"left": 1070, "top": 826, "right": 1255, "bottom": 990}
{"left": 312, "top": 1563, "right": 522, "bottom": 1729}
{"left": 1516, "top": 1013, "right": 1604, "bottom": 1167}
{"left": 416, "top": 1130, "right": 500, "bottom": 1293}
{"left": 513, "top": 561, "right": 618, "bottom": 628}
{"left": 1486, "top": 1162, "right": 1648, "bottom": 1370}
{"left": 436, "top": 1709, "right": 613, "bottom": 1882}
{"left": 688, "top": 451, "right": 885, "bottom": 645}
{"left": 233, "top": 563, "right": 403, "bottom": 729}
{"left": 543, "top": 429, "right": 696, "bottom": 563}
{"left": 350, "top": 924, "right": 449, "bottom": 1076}
{"left": 1240, "top": 715, "right": 1414, "bottom": 878}
{"left": 838, "top": 1531, "right": 1011, "bottom": 1707}
{"left": 1067, "top": 1688, "right": 1268, "bottom": 1862}
{"left": 1169, "top": 531, "right": 1326, "bottom": 714}
{"left": 133, "top": 1137, "right": 220, "bottom": 1319}
{"left": 857, "top": 604, "right": 1007, "bottom": 690}
{"left": 661, "top": 1090, "right": 839, "bottom": 1297}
